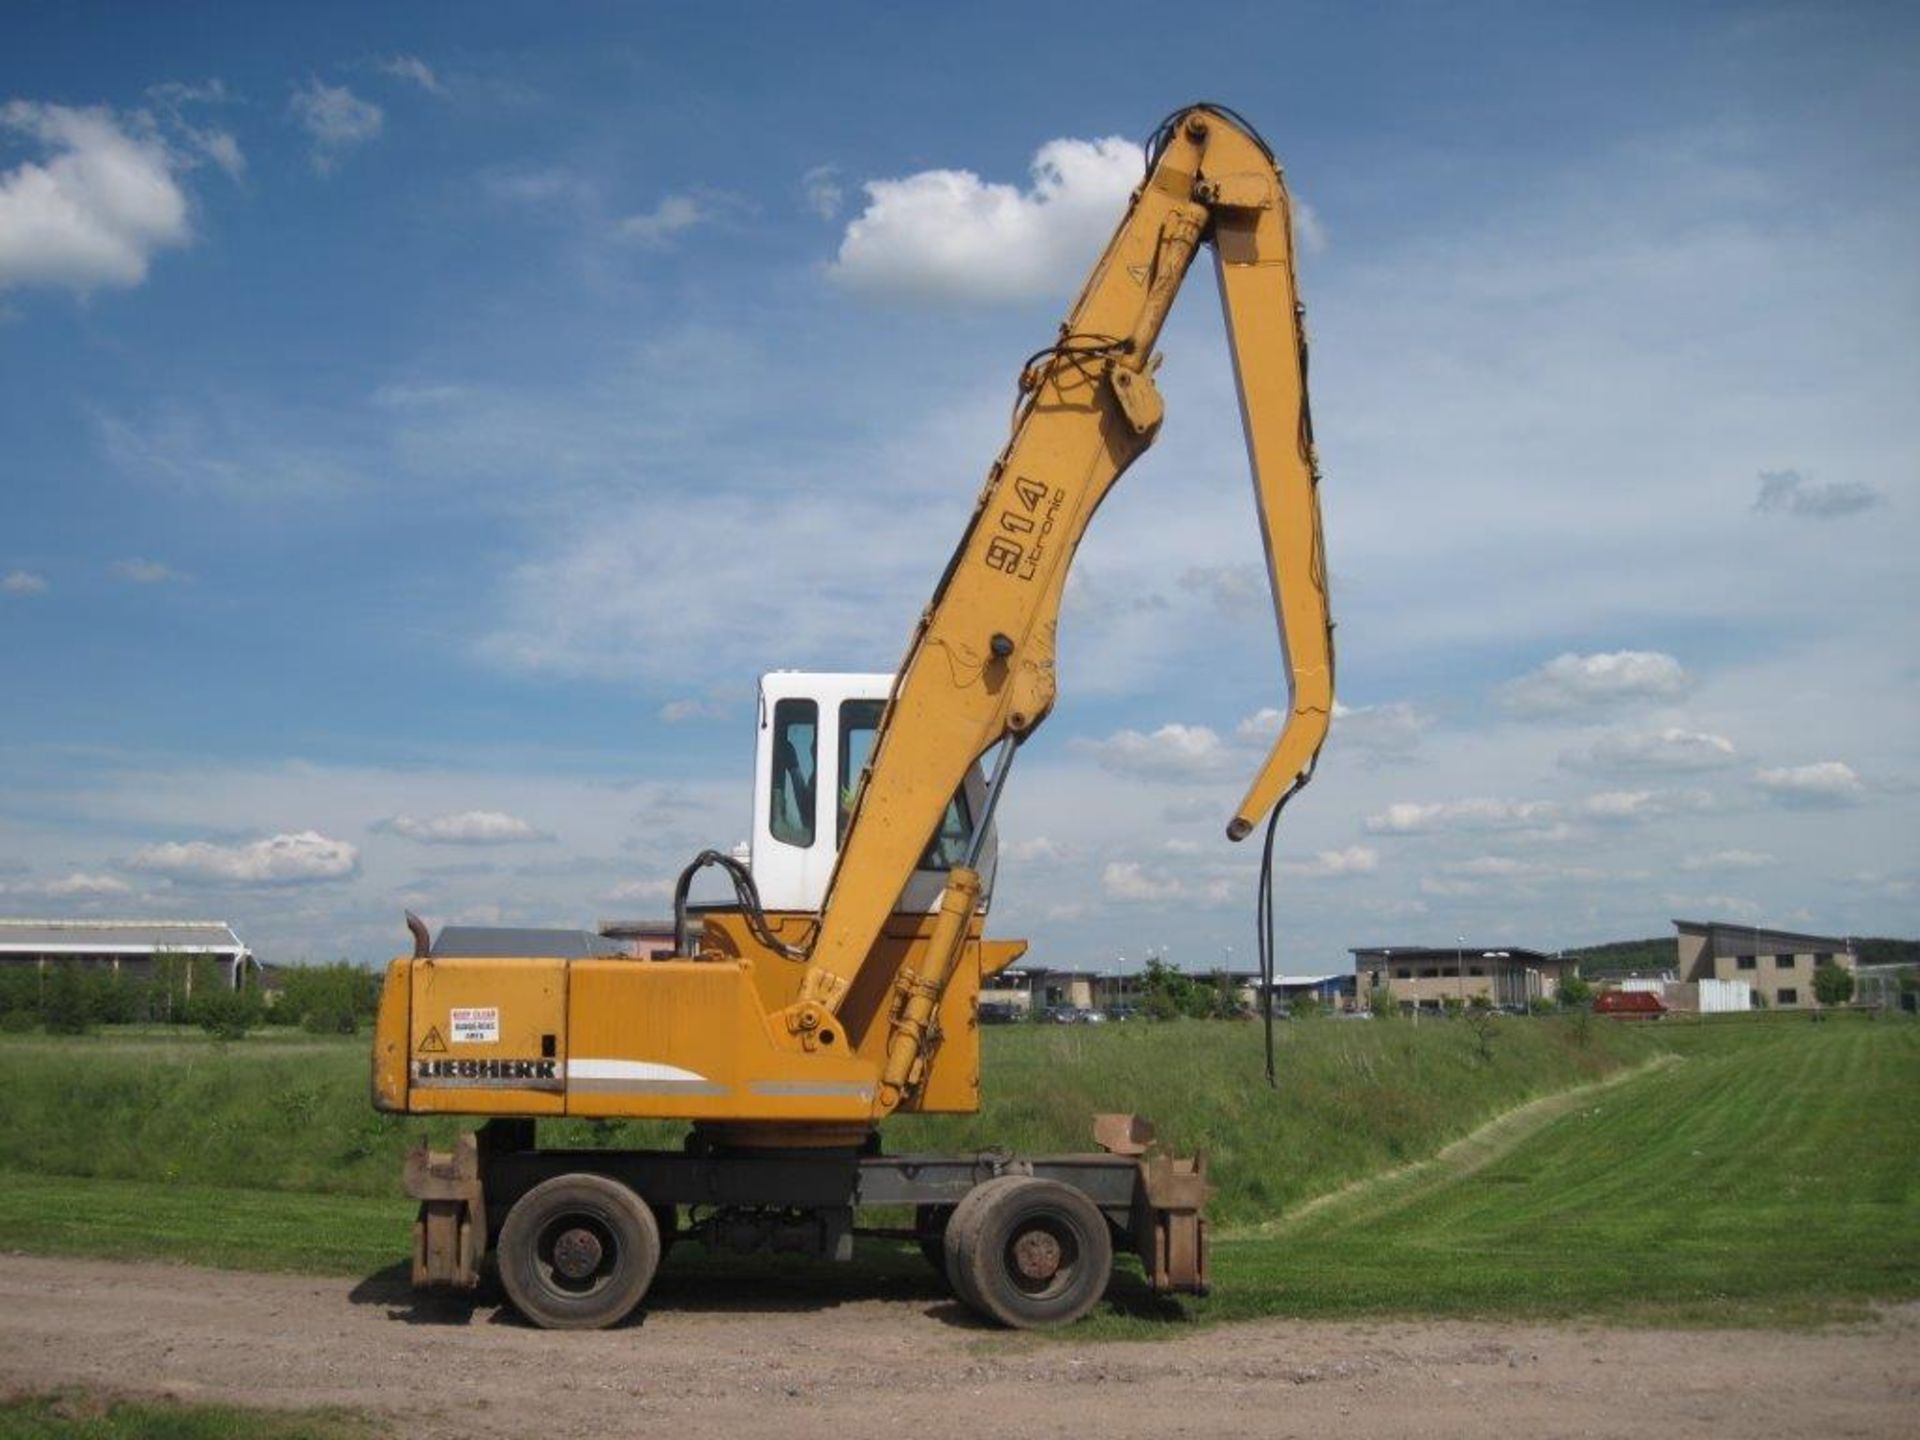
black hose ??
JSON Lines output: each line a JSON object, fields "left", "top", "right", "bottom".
{"left": 670, "top": 850, "right": 813, "bottom": 961}
{"left": 1257, "top": 804, "right": 1281, "bottom": 1090}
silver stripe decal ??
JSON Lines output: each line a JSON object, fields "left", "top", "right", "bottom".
{"left": 567, "top": 1078, "right": 728, "bottom": 1097}
{"left": 747, "top": 1080, "right": 875, "bottom": 1099}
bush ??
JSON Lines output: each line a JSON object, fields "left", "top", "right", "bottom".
{"left": 40, "top": 965, "right": 91, "bottom": 1035}
{"left": 190, "top": 984, "right": 264, "bottom": 1041}
{"left": 1813, "top": 963, "right": 1855, "bottom": 1009}
{"left": 277, "top": 963, "right": 382, "bottom": 1035}
{"left": 1141, "top": 957, "right": 1222, "bottom": 1021}
{"left": 1559, "top": 974, "right": 1594, "bottom": 1009}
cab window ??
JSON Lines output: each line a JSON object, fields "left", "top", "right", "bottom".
{"left": 769, "top": 699, "right": 818, "bottom": 847}
{"left": 838, "top": 699, "right": 974, "bottom": 867}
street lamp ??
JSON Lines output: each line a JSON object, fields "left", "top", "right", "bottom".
{"left": 1457, "top": 935, "right": 1465, "bottom": 1006}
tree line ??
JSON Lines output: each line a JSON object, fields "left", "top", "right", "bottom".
{"left": 0, "top": 955, "right": 382, "bottom": 1040}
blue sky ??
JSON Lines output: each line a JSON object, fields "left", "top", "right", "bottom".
{"left": 2, "top": 2, "right": 1915, "bottom": 969}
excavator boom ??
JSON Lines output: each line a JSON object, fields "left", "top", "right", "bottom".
{"left": 800, "top": 105, "right": 1333, "bottom": 1023}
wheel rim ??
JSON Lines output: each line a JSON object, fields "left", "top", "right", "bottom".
{"left": 1004, "top": 1216, "right": 1079, "bottom": 1297}
{"left": 534, "top": 1212, "right": 620, "bottom": 1297}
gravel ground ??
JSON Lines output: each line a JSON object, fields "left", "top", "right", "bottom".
{"left": 0, "top": 1254, "right": 1912, "bottom": 1439}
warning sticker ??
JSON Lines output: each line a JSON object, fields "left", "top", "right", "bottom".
{"left": 449, "top": 1007, "right": 500, "bottom": 1044}
{"left": 418, "top": 1025, "right": 448, "bottom": 1054}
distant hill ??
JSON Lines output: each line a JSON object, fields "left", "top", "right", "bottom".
{"left": 1857, "top": 937, "right": 1920, "bottom": 968}
{"left": 1567, "top": 935, "right": 1918, "bottom": 977}
{"left": 1565, "top": 938, "right": 1672, "bottom": 976}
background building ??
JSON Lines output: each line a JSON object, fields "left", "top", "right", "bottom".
{"left": 1671, "top": 920, "right": 1857, "bottom": 1010}
{"left": 1353, "top": 945, "right": 1577, "bottom": 1011}
{"left": 0, "top": 919, "right": 254, "bottom": 991}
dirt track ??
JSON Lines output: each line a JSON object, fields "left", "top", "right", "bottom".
{"left": 0, "top": 1255, "right": 1912, "bottom": 1439}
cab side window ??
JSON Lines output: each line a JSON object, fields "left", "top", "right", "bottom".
{"left": 837, "top": 698, "right": 973, "bottom": 867}
{"left": 769, "top": 699, "right": 818, "bottom": 847}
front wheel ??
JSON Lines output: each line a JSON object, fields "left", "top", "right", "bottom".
{"left": 496, "top": 1173, "right": 662, "bottom": 1330}
{"left": 943, "top": 1176, "right": 1113, "bottom": 1329}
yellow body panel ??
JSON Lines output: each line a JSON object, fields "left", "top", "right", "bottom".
{"left": 374, "top": 913, "right": 1020, "bottom": 1122}
{"left": 370, "top": 958, "right": 409, "bottom": 1112}
{"left": 565, "top": 958, "right": 877, "bottom": 1122}
{"left": 404, "top": 957, "right": 568, "bottom": 1116}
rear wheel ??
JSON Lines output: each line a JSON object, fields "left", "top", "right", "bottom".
{"left": 944, "top": 1176, "right": 1113, "bottom": 1329}
{"left": 497, "top": 1173, "right": 661, "bottom": 1330}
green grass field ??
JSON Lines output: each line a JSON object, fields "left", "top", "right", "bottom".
{"left": 0, "top": 1393, "right": 379, "bottom": 1440}
{"left": 0, "top": 1013, "right": 1912, "bottom": 1332}
{"left": 1192, "top": 1017, "right": 1920, "bottom": 1328}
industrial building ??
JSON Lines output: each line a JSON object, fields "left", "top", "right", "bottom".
{"left": 0, "top": 919, "right": 255, "bottom": 991}
{"left": 1351, "top": 944, "right": 1578, "bottom": 1011}
{"left": 1671, "top": 920, "right": 1857, "bottom": 1010}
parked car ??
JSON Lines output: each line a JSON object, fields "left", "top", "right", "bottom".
{"left": 1043, "top": 1005, "right": 1103, "bottom": 1025}
{"left": 977, "top": 1000, "right": 1023, "bottom": 1025}
{"left": 1594, "top": 990, "right": 1667, "bottom": 1019}
{"left": 1103, "top": 1005, "right": 1140, "bottom": 1023}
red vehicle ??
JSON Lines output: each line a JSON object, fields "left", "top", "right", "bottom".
{"left": 1594, "top": 990, "right": 1667, "bottom": 1019}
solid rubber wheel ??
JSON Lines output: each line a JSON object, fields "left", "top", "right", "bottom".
{"left": 945, "top": 1176, "right": 1113, "bottom": 1329}
{"left": 497, "top": 1173, "right": 661, "bottom": 1330}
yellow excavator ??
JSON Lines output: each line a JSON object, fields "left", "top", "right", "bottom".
{"left": 372, "top": 103, "right": 1333, "bottom": 1330}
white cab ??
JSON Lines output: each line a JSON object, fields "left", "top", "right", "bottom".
{"left": 749, "top": 671, "right": 995, "bottom": 914}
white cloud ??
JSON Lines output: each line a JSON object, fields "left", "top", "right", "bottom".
{"left": 1073, "top": 724, "right": 1235, "bottom": 781}
{"left": 1317, "top": 701, "right": 1433, "bottom": 761}
{"left": 1499, "top": 650, "right": 1691, "bottom": 717}
{"left": 0, "top": 871, "right": 132, "bottom": 899}
{"left": 1561, "top": 726, "right": 1736, "bottom": 774}
{"left": 290, "top": 81, "right": 383, "bottom": 172}
{"left": 1577, "top": 787, "right": 1715, "bottom": 823}
{"left": 375, "top": 55, "right": 443, "bottom": 95}
{"left": 605, "top": 876, "right": 672, "bottom": 903}
{"left": 1364, "top": 797, "right": 1558, "bottom": 835}
{"left": 1292, "top": 199, "right": 1329, "bottom": 255}
{"left": 111, "top": 557, "right": 189, "bottom": 584}
{"left": 1679, "top": 849, "right": 1775, "bottom": 872}
{"left": 658, "top": 697, "right": 728, "bottom": 724}
{"left": 2, "top": 570, "right": 48, "bottom": 595}
{"left": 1004, "top": 835, "right": 1065, "bottom": 863}
{"left": 619, "top": 194, "right": 708, "bottom": 247}
{"left": 1278, "top": 845, "right": 1379, "bottom": 878}
{"left": 376, "top": 810, "right": 551, "bottom": 845}
{"left": 830, "top": 136, "right": 1141, "bottom": 303}
{"left": 1663, "top": 891, "right": 1762, "bottom": 920}
{"left": 0, "top": 101, "right": 191, "bottom": 292}
{"left": 143, "top": 79, "right": 244, "bottom": 181}
{"left": 371, "top": 382, "right": 467, "bottom": 409}
{"left": 1101, "top": 860, "right": 1184, "bottom": 902}
{"left": 127, "top": 830, "right": 359, "bottom": 885}
{"left": 802, "top": 165, "right": 843, "bottom": 221}
{"left": 1752, "top": 468, "right": 1881, "bottom": 519}
{"left": 1179, "top": 564, "right": 1267, "bottom": 617}
{"left": 1753, "top": 761, "right": 1866, "bottom": 808}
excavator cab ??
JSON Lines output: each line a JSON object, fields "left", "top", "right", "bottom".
{"left": 748, "top": 672, "right": 996, "bottom": 917}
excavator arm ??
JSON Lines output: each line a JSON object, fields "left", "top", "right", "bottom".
{"left": 792, "top": 106, "right": 1334, "bottom": 1067}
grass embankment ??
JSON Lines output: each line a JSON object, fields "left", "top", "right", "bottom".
{"left": 1197, "top": 1016, "right": 1920, "bottom": 1328}
{"left": 0, "top": 1393, "right": 378, "bottom": 1440}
